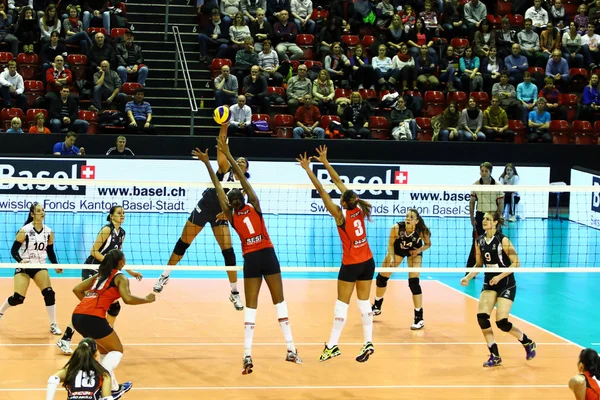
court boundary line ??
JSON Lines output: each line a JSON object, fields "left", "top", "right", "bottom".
{"left": 434, "top": 280, "right": 585, "bottom": 349}
{"left": 0, "top": 342, "right": 575, "bottom": 347}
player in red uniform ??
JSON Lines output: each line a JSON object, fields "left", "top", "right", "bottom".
{"left": 569, "top": 348, "right": 600, "bottom": 400}
{"left": 71, "top": 249, "right": 155, "bottom": 398}
{"left": 46, "top": 337, "right": 112, "bottom": 400}
{"left": 298, "top": 145, "right": 375, "bottom": 363}
{"left": 194, "top": 132, "right": 302, "bottom": 375}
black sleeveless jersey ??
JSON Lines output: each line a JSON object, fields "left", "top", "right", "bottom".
{"left": 476, "top": 232, "right": 515, "bottom": 285}
{"left": 85, "top": 222, "right": 125, "bottom": 265}
{"left": 65, "top": 370, "right": 103, "bottom": 400}
{"left": 393, "top": 222, "right": 423, "bottom": 256}
{"left": 198, "top": 169, "right": 235, "bottom": 212}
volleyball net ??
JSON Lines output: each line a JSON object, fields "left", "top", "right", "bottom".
{"left": 0, "top": 169, "right": 599, "bottom": 275}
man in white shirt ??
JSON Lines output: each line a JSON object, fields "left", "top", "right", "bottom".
{"left": 524, "top": 0, "right": 549, "bottom": 33}
{"left": 0, "top": 60, "right": 26, "bottom": 110}
{"left": 581, "top": 23, "right": 600, "bottom": 69}
{"left": 227, "top": 95, "right": 253, "bottom": 136}
{"left": 291, "top": 0, "right": 314, "bottom": 34}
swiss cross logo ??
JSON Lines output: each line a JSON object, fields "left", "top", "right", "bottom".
{"left": 81, "top": 165, "right": 95, "bottom": 179}
{"left": 394, "top": 171, "right": 408, "bottom": 184}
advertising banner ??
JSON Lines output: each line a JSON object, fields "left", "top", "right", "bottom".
{"left": 570, "top": 167, "right": 600, "bottom": 229}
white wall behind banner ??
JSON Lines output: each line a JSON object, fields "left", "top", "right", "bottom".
{"left": 570, "top": 168, "right": 600, "bottom": 229}
{"left": 0, "top": 157, "right": 550, "bottom": 217}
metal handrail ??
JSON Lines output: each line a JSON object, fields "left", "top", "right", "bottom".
{"left": 172, "top": 25, "right": 199, "bottom": 136}
{"left": 164, "top": 0, "right": 170, "bottom": 41}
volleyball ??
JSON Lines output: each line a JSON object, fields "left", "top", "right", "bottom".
{"left": 213, "top": 106, "right": 230, "bottom": 125}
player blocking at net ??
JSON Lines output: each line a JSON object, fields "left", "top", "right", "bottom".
{"left": 461, "top": 211, "right": 536, "bottom": 367}
{"left": 153, "top": 122, "right": 246, "bottom": 311}
{"left": 298, "top": 145, "right": 375, "bottom": 363}
{"left": 194, "top": 133, "right": 302, "bottom": 375}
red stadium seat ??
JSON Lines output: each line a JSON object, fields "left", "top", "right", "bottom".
{"left": 321, "top": 115, "right": 343, "bottom": 138}
{"left": 572, "top": 120, "right": 595, "bottom": 145}
{"left": 110, "top": 28, "right": 129, "bottom": 38}
{"left": 290, "top": 60, "right": 300, "bottom": 72}
{"left": 210, "top": 58, "right": 232, "bottom": 78}
{"left": 446, "top": 91, "right": 467, "bottom": 110}
{"left": 362, "top": 35, "right": 376, "bottom": 48}
{"left": 496, "top": 1, "right": 512, "bottom": 15}
{"left": 78, "top": 110, "right": 98, "bottom": 134}
{"left": 342, "top": 35, "right": 360, "bottom": 49}
{"left": 87, "top": 27, "right": 107, "bottom": 36}
{"left": 121, "top": 82, "right": 142, "bottom": 96}
{"left": 303, "top": 60, "right": 322, "bottom": 70}
{"left": 570, "top": 68, "right": 589, "bottom": 92}
{"left": 17, "top": 53, "right": 40, "bottom": 80}
{"left": 268, "top": 86, "right": 287, "bottom": 111}
{"left": 549, "top": 120, "right": 571, "bottom": 144}
{"left": 487, "top": 14, "right": 502, "bottom": 29}
{"left": 424, "top": 90, "right": 445, "bottom": 116}
{"left": 1, "top": 108, "right": 24, "bottom": 130}
{"left": 415, "top": 117, "right": 433, "bottom": 141}
{"left": 509, "top": 14, "right": 524, "bottom": 29}
{"left": 26, "top": 108, "right": 48, "bottom": 130}
{"left": 560, "top": 93, "right": 579, "bottom": 121}
{"left": 369, "top": 116, "right": 390, "bottom": 140}
{"left": 310, "top": 9, "right": 328, "bottom": 21}
{"left": 67, "top": 54, "right": 88, "bottom": 81}
{"left": 450, "top": 38, "right": 469, "bottom": 53}
{"left": 296, "top": 34, "right": 315, "bottom": 60}
{"left": 358, "top": 89, "right": 377, "bottom": 101}
{"left": 273, "top": 114, "right": 294, "bottom": 138}
{"left": 470, "top": 91, "right": 490, "bottom": 110}
{"left": 251, "top": 114, "right": 273, "bottom": 136}
{"left": 508, "top": 120, "right": 527, "bottom": 143}
{"left": 334, "top": 88, "right": 352, "bottom": 100}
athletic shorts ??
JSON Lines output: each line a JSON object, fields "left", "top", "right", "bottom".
{"left": 72, "top": 314, "right": 114, "bottom": 340}
{"left": 395, "top": 250, "right": 423, "bottom": 259}
{"left": 243, "top": 247, "right": 281, "bottom": 279}
{"left": 82, "top": 256, "right": 100, "bottom": 281}
{"left": 14, "top": 268, "right": 47, "bottom": 279}
{"left": 482, "top": 282, "right": 517, "bottom": 302}
{"left": 188, "top": 205, "right": 228, "bottom": 228}
{"left": 338, "top": 258, "right": 375, "bottom": 283}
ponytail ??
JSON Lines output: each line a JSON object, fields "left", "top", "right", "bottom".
{"left": 24, "top": 202, "right": 39, "bottom": 225}
{"left": 97, "top": 249, "right": 124, "bottom": 287}
{"left": 342, "top": 190, "right": 372, "bottom": 221}
{"left": 580, "top": 348, "right": 600, "bottom": 379}
{"left": 63, "top": 338, "right": 108, "bottom": 388}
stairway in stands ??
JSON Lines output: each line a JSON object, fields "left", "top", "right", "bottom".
{"left": 125, "top": 0, "right": 216, "bottom": 135}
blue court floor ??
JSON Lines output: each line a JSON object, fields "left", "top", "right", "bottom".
{"left": 1, "top": 212, "right": 599, "bottom": 350}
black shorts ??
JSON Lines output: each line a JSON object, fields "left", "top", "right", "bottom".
{"left": 72, "top": 314, "right": 114, "bottom": 340}
{"left": 83, "top": 256, "right": 100, "bottom": 280}
{"left": 482, "top": 282, "right": 517, "bottom": 302}
{"left": 395, "top": 250, "right": 423, "bottom": 259}
{"left": 14, "top": 268, "right": 47, "bottom": 279}
{"left": 338, "top": 258, "right": 376, "bottom": 283}
{"left": 188, "top": 205, "right": 228, "bottom": 228}
{"left": 243, "top": 247, "right": 281, "bottom": 279}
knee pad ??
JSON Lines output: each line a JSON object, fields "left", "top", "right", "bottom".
{"left": 8, "top": 292, "right": 25, "bottom": 306}
{"left": 408, "top": 277, "right": 422, "bottom": 295}
{"left": 375, "top": 273, "right": 389, "bottom": 288}
{"left": 107, "top": 301, "right": 121, "bottom": 317}
{"left": 173, "top": 239, "right": 190, "bottom": 256}
{"left": 496, "top": 318, "right": 513, "bottom": 332}
{"left": 222, "top": 248, "right": 236, "bottom": 266}
{"left": 477, "top": 313, "right": 491, "bottom": 329}
{"left": 334, "top": 300, "right": 349, "bottom": 320}
{"left": 42, "top": 287, "right": 55, "bottom": 306}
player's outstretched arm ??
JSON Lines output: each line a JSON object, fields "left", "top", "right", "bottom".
{"left": 297, "top": 152, "right": 344, "bottom": 225}
{"left": 313, "top": 145, "right": 349, "bottom": 194}
{"left": 216, "top": 122, "right": 230, "bottom": 174}
{"left": 115, "top": 274, "right": 155, "bottom": 305}
{"left": 46, "top": 369, "right": 66, "bottom": 400}
{"left": 193, "top": 147, "right": 233, "bottom": 221}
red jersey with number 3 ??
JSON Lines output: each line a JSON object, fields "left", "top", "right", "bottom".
{"left": 584, "top": 371, "right": 600, "bottom": 400}
{"left": 73, "top": 269, "right": 122, "bottom": 319}
{"left": 337, "top": 207, "right": 372, "bottom": 265}
{"left": 232, "top": 204, "right": 274, "bottom": 256}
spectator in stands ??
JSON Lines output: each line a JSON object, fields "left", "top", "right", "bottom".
{"left": 563, "top": 21, "right": 584, "bottom": 68}
{"left": 266, "top": 0, "right": 291, "bottom": 22}
{"left": 391, "top": 96, "right": 417, "bottom": 140}
{"left": 258, "top": 39, "right": 282, "bottom": 85}
{"left": 14, "top": 7, "right": 39, "bottom": 54}
{"left": 6, "top": 117, "right": 23, "bottom": 133}
{"left": 273, "top": 10, "right": 302, "bottom": 61}
{"left": 416, "top": 44, "right": 439, "bottom": 92}
{"left": 312, "top": 69, "right": 335, "bottom": 115}
{"left": 575, "top": 4, "right": 588, "bottom": 35}
{"left": 481, "top": 47, "right": 503, "bottom": 92}
{"left": 392, "top": 43, "right": 417, "bottom": 91}
{"left": 116, "top": 31, "right": 148, "bottom": 87}
{"left": 419, "top": 0, "right": 440, "bottom": 36}
{"left": 373, "top": 44, "right": 396, "bottom": 90}
{"left": 483, "top": 96, "right": 514, "bottom": 142}
{"left": 49, "top": 87, "right": 89, "bottom": 134}
{"left": 458, "top": 96, "right": 485, "bottom": 141}
{"left": 474, "top": 19, "right": 495, "bottom": 58}
{"left": 125, "top": 87, "right": 155, "bottom": 134}
{"left": 438, "top": 101, "right": 461, "bottom": 141}
{"left": 517, "top": 71, "right": 538, "bottom": 124}
{"left": 463, "top": 0, "right": 487, "bottom": 40}
{"left": 376, "top": 0, "right": 395, "bottom": 29}
{"left": 106, "top": 135, "right": 135, "bottom": 156}
{"left": 578, "top": 73, "right": 600, "bottom": 122}
{"left": 250, "top": 8, "right": 272, "bottom": 52}
{"left": 590, "top": 0, "right": 600, "bottom": 30}
{"left": 242, "top": 0, "right": 266, "bottom": 23}
{"left": 198, "top": 8, "right": 229, "bottom": 63}
{"left": 82, "top": 0, "right": 107, "bottom": 31}
{"left": 318, "top": 17, "right": 342, "bottom": 60}
{"left": 353, "top": 0, "right": 374, "bottom": 26}
{"left": 527, "top": 97, "right": 552, "bottom": 142}
{"left": 525, "top": 0, "right": 549, "bottom": 34}
{"left": 0, "top": 60, "right": 26, "bottom": 110}
{"left": 581, "top": 23, "right": 600, "bottom": 69}
{"left": 330, "top": 0, "right": 355, "bottom": 34}
{"left": 407, "top": 18, "right": 436, "bottom": 63}
{"left": 342, "top": 91, "right": 371, "bottom": 139}
{"left": 291, "top": 0, "right": 314, "bottom": 34}
{"left": 229, "top": 11, "right": 252, "bottom": 57}
{"left": 0, "top": 3, "right": 18, "bottom": 58}
{"left": 386, "top": 15, "right": 404, "bottom": 55}
{"left": 504, "top": 43, "right": 528, "bottom": 86}
{"left": 9, "top": 0, "right": 32, "bottom": 23}
{"left": 53, "top": 132, "right": 85, "bottom": 155}
{"left": 442, "top": 0, "right": 467, "bottom": 39}
{"left": 459, "top": 47, "right": 483, "bottom": 92}
{"left": 243, "top": 65, "right": 270, "bottom": 113}
{"left": 539, "top": 21, "right": 561, "bottom": 67}
{"left": 88, "top": 32, "right": 116, "bottom": 71}
{"left": 293, "top": 93, "right": 324, "bottom": 139}
{"left": 496, "top": 17, "right": 518, "bottom": 61}
{"left": 104, "top": 0, "right": 127, "bottom": 32}
{"left": 91, "top": 60, "right": 127, "bottom": 112}
{"left": 350, "top": 44, "right": 374, "bottom": 90}
{"left": 518, "top": 19, "right": 542, "bottom": 67}
{"left": 538, "top": 76, "right": 567, "bottom": 120}
{"left": 227, "top": 94, "right": 253, "bottom": 136}
{"left": 63, "top": 6, "right": 94, "bottom": 53}
{"left": 29, "top": 112, "right": 51, "bottom": 134}
{"left": 545, "top": 49, "right": 569, "bottom": 86}
{"left": 324, "top": 42, "right": 351, "bottom": 87}
{"left": 41, "top": 31, "right": 68, "bottom": 82}
{"left": 286, "top": 63, "right": 311, "bottom": 115}
{"left": 46, "top": 55, "right": 73, "bottom": 102}
{"left": 39, "top": 4, "right": 61, "bottom": 44}
{"left": 221, "top": 0, "right": 242, "bottom": 25}
{"left": 214, "top": 65, "right": 238, "bottom": 107}
{"left": 233, "top": 37, "right": 258, "bottom": 83}
{"left": 551, "top": 0, "right": 567, "bottom": 30}
{"left": 439, "top": 46, "right": 460, "bottom": 91}
{"left": 492, "top": 71, "right": 521, "bottom": 119}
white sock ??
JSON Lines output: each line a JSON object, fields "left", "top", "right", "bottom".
{"left": 161, "top": 270, "right": 171, "bottom": 278}
{"left": 230, "top": 281, "right": 238, "bottom": 293}
{"left": 357, "top": 299, "right": 373, "bottom": 344}
{"left": 327, "top": 300, "right": 348, "bottom": 348}
{"left": 244, "top": 307, "right": 256, "bottom": 357}
{"left": 0, "top": 298, "right": 11, "bottom": 314}
{"left": 375, "top": 296, "right": 383, "bottom": 301}
{"left": 275, "top": 301, "right": 295, "bottom": 352}
{"left": 46, "top": 305, "right": 56, "bottom": 325}
{"left": 415, "top": 308, "right": 422, "bottom": 312}
{"left": 101, "top": 351, "right": 123, "bottom": 391}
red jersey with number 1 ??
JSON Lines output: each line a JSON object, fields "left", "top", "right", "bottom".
{"left": 231, "top": 204, "right": 274, "bottom": 256}
{"left": 73, "top": 269, "right": 122, "bottom": 319}
{"left": 337, "top": 207, "right": 372, "bottom": 265}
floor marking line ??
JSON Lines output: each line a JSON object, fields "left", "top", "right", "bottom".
{"left": 0, "top": 342, "right": 574, "bottom": 347}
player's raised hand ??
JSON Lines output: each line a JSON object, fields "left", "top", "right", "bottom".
{"left": 216, "top": 134, "right": 231, "bottom": 156}
{"left": 313, "top": 144, "right": 329, "bottom": 164}
{"left": 146, "top": 293, "right": 156, "bottom": 303}
{"left": 192, "top": 147, "right": 210, "bottom": 163}
{"left": 296, "top": 152, "right": 311, "bottom": 170}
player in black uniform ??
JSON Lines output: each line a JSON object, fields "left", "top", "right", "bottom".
{"left": 460, "top": 211, "right": 537, "bottom": 367}
{"left": 153, "top": 123, "right": 248, "bottom": 312}
{"left": 372, "top": 209, "right": 431, "bottom": 330}
{"left": 57, "top": 205, "right": 142, "bottom": 355}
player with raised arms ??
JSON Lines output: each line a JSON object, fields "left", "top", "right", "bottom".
{"left": 195, "top": 134, "right": 302, "bottom": 375}
{"left": 297, "top": 145, "right": 375, "bottom": 363}
{"left": 153, "top": 122, "right": 247, "bottom": 312}
{"left": 461, "top": 211, "right": 536, "bottom": 367}
{"left": 569, "top": 348, "right": 600, "bottom": 400}
{"left": 0, "top": 202, "right": 63, "bottom": 335}
{"left": 372, "top": 208, "right": 431, "bottom": 330}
